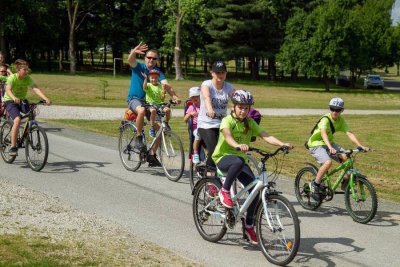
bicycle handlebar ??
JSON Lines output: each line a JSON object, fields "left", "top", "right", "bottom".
{"left": 331, "top": 147, "right": 371, "bottom": 156}
{"left": 235, "top": 145, "right": 290, "bottom": 158}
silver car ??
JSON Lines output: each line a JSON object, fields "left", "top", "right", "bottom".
{"left": 364, "top": 74, "right": 384, "bottom": 89}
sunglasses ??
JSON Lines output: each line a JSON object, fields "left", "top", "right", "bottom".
{"left": 146, "top": 56, "right": 158, "bottom": 61}
{"left": 330, "top": 108, "right": 343, "bottom": 112}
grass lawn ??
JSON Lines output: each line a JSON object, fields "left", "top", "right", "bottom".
{"left": 44, "top": 114, "right": 400, "bottom": 203}
{"left": 29, "top": 73, "right": 400, "bottom": 110}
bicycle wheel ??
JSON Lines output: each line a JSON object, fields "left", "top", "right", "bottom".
{"left": 256, "top": 194, "right": 300, "bottom": 266}
{"left": 118, "top": 123, "right": 141, "bottom": 171}
{"left": 344, "top": 175, "right": 378, "bottom": 224}
{"left": 192, "top": 178, "right": 227, "bottom": 242}
{"left": 0, "top": 121, "right": 16, "bottom": 164}
{"left": 189, "top": 160, "right": 200, "bottom": 191}
{"left": 25, "top": 125, "right": 48, "bottom": 171}
{"left": 159, "top": 130, "right": 184, "bottom": 181}
{"left": 294, "top": 167, "right": 322, "bottom": 210}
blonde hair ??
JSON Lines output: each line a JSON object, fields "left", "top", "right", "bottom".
{"left": 15, "top": 59, "right": 29, "bottom": 70}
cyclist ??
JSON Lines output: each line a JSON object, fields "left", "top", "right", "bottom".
{"left": 142, "top": 69, "right": 170, "bottom": 138}
{"left": 212, "top": 90, "right": 293, "bottom": 244}
{"left": 183, "top": 86, "right": 202, "bottom": 164}
{"left": 306, "top": 97, "right": 369, "bottom": 199}
{"left": 127, "top": 42, "right": 180, "bottom": 166}
{"left": 3, "top": 59, "right": 51, "bottom": 156}
{"left": 197, "top": 60, "right": 234, "bottom": 170}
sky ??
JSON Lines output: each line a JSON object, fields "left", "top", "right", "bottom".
{"left": 392, "top": 0, "right": 400, "bottom": 25}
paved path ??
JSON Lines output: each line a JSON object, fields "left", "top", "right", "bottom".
{"left": 38, "top": 105, "right": 400, "bottom": 120}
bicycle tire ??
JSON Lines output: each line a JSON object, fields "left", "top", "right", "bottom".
{"left": 0, "top": 121, "right": 16, "bottom": 164}
{"left": 256, "top": 194, "right": 300, "bottom": 266}
{"left": 192, "top": 178, "right": 227, "bottom": 242}
{"left": 294, "top": 166, "right": 322, "bottom": 210}
{"left": 159, "top": 130, "right": 184, "bottom": 181}
{"left": 118, "top": 123, "right": 141, "bottom": 171}
{"left": 344, "top": 175, "right": 378, "bottom": 224}
{"left": 25, "top": 125, "right": 49, "bottom": 171}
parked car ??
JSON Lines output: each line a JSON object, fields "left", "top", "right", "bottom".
{"left": 364, "top": 74, "right": 384, "bottom": 89}
{"left": 98, "top": 45, "right": 112, "bottom": 53}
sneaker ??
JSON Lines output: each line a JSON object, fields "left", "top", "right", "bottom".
{"left": 9, "top": 147, "right": 18, "bottom": 156}
{"left": 218, "top": 189, "right": 234, "bottom": 208}
{"left": 134, "top": 135, "right": 145, "bottom": 150}
{"left": 192, "top": 153, "right": 200, "bottom": 164}
{"left": 149, "top": 127, "right": 156, "bottom": 138}
{"left": 310, "top": 181, "right": 322, "bottom": 201}
{"left": 244, "top": 227, "right": 258, "bottom": 245}
{"left": 341, "top": 179, "right": 349, "bottom": 191}
{"left": 147, "top": 154, "right": 162, "bottom": 167}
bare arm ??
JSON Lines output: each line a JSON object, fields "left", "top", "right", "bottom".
{"left": 201, "top": 84, "right": 214, "bottom": 118}
{"left": 127, "top": 42, "right": 148, "bottom": 68}
{"left": 260, "top": 131, "right": 293, "bottom": 148}
{"left": 5, "top": 83, "right": 19, "bottom": 104}
{"left": 162, "top": 81, "right": 180, "bottom": 103}
{"left": 321, "top": 128, "right": 335, "bottom": 153}
{"left": 346, "top": 131, "right": 369, "bottom": 151}
{"left": 32, "top": 85, "right": 51, "bottom": 105}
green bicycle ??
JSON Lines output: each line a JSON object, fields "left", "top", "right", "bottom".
{"left": 294, "top": 147, "right": 377, "bottom": 224}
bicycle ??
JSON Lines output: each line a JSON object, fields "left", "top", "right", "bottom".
{"left": 187, "top": 112, "right": 261, "bottom": 190}
{"left": 118, "top": 101, "right": 185, "bottom": 181}
{"left": 192, "top": 146, "right": 300, "bottom": 266}
{"left": 0, "top": 100, "right": 49, "bottom": 171}
{"left": 294, "top": 147, "right": 378, "bottom": 224}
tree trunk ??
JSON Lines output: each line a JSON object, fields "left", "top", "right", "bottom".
{"left": 69, "top": 29, "right": 76, "bottom": 74}
{"left": 323, "top": 71, "right": 330, "bottom": 92}
{"left": 174, "top": 15, "right": 184, "bottom": 80}
{"left": 59, "top": 49, "right": 64, "bottom": 71}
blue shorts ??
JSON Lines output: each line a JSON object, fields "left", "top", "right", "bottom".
{"left": 309, "top": 144, "right": 344, "bottom": 164}
{"left": 4, "top": 101, "right": 21, "bottom": 120}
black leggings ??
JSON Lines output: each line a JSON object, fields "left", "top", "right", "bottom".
{"left": 217, "top": 155, "right": 257, "bottom": 226}
{"left": 198, "top": 128, "right": 219, "bottom": 167}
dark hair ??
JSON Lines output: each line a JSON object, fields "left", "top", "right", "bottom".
{"left": 145, "top": 49, "right": 159, "bottom": 57}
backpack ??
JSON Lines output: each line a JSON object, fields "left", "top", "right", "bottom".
{"left": 248, "top": 108, "right": 262, "bottom": 142}
{"left": 304, "top": 115, "right": 335, "bottom": 149}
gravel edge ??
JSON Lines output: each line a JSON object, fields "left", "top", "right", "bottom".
{"left": 0, "top": 180, "right": 200, "bottom": 266}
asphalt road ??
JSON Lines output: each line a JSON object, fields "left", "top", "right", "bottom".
{"left": 1, "top": 123, "right": 399, "bottom": 266}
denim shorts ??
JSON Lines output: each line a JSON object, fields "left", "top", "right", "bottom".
{"left": 309, "top": 144, "right": 344, "bottom": 164}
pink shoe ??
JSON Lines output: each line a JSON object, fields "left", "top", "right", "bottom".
{"left": 245, "top": 227, "right": 258, "bottom": 245}
{"left": 218, "top": 189, "right": 233, "bottom": 208}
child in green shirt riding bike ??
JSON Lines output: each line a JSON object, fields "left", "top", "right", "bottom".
{"left": 3, "top": 59, "right": 51, "bottom": 156}
{"left": 211, "top": 90, "right": 293, "bottom": 245}
{"left": 306, "top": 97, "right": 369, "bottom": 200}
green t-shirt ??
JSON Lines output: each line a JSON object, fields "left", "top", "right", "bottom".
{"left": 144, "top": 83, "right": 164, "bottom": 104}
{"left": 307, "top": 113, "right": 349, "bottom": 148}
{"left": 3, "top": 74, "right": 34, "bottom": 102}
{"left": 212, "top": 115, "right": 262, "bottom": 164}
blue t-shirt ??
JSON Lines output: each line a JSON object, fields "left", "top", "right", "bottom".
{"left": 127, "top": 62, "right": 166, "bottom": 101}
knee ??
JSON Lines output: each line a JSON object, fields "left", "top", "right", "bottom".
{"left": 322, "top": 160, "right": 332, "bottom": 168}
{"left": 136, "top": 107, "right": 145, "bottom": 116}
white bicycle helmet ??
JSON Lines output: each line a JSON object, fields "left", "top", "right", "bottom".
{"left": 232, "top": 90, "right": 254, "bottom": 105}
{"left": 329, "top": 97, "right": 344, "bottom": 109}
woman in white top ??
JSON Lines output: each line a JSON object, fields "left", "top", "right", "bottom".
{"left": 197, "top": 60, "right": 234, "bottom": 168}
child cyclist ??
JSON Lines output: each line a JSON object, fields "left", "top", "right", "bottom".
{"left": 306, "top": 97, "right": 369, "bottom": 199}
{"left": 183, "top": 86, "right": 201, "bottom": 164}
{"left": 3, "top": 59, "right": 51, "bottom": 156}
{"left": 142, "top": 69, "right": 170, "bottom": 138}
{"left": 212, "top": 90, "right": 293, "bottom": 244}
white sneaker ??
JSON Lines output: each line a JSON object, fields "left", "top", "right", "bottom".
{"left": 192, "top": 153, "right": 200, "bottom": 164}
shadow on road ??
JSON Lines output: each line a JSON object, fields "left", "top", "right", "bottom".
{"left": 294, "top": 236, "right": 364, "bottom": 267}
{"left": 43, "top": 160, "right": 112, "bottom": 173}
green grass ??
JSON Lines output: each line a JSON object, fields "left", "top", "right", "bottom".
{"left": 28, "top": 73, "right": 400, "bottom": 109}
{"left": 44, "top": 114, "right": 400, "bottom": 202}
